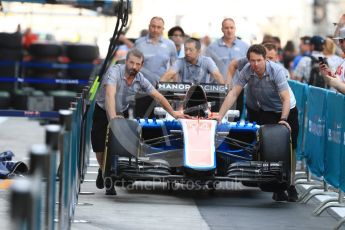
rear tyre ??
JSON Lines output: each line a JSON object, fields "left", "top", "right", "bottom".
{"left": 65, "top": 44, "right": 99, "bottom": 61}
{"left": 258, "top": 124, "right": 292, "bottom": 192}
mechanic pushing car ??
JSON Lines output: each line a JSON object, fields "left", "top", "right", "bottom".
{"left": 91, "top": 49, "right": 186, "bottom": 195}
{"left": 160, "top": 38, "right": 225, "bottom": 84}
{"left": 214, "top": 44, "right": 299, "bottom": 202}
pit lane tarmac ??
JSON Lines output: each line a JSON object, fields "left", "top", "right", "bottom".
{"left": 73, "top": 166, "right": 341, "bottom": 230}
{"left": 0, "top": 117, "right": 341, "bottom": 230}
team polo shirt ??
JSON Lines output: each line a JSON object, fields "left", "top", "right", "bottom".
{"left": 234, "top": 60, "right": 296, "bottom": 112}
{"left": 172, "top": 56, "right": 219, "bottom": 84}
{"left": 96, "top": 64, "right": 154, "bottom": 112}
{"left": 237, "top": 57, "right": 249, "bottom": 71}
{"left": 206, "top": 37, "right": 249, "bottom": 78}
{"left": 134, "top": 35, "right": 177, "bottom": 85}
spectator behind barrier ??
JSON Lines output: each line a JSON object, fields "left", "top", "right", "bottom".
{"left": 320, "top": 27, "right": 345, "bottom": 94}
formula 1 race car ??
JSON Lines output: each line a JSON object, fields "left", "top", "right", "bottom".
{"left": 102, "top": 83, "right": 292, "bottom": 194}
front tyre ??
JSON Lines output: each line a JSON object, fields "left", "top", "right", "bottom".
{"left": 257, "top": 124, "right": 292, "bottom": 192}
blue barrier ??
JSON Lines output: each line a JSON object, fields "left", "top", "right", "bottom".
{"left": 288, "top": 80, "right": 308, "bottom": 160}
{"left": 340, "top": 103, "right": 345, "bottom": 193}
{"left": 324, "top": 92, "right": 345, "bottom": 188}
{"left": 304, "top": 86, "right": 328, "bottom": 177}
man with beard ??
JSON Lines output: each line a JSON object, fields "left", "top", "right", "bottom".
{"left": 91, "top": 49, "right": 186, "bottom": 194}
{"left": 160, "top": 38, "right": 225, "bottom": 84}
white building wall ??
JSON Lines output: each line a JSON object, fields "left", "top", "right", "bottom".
{"left": 126, "top": 0, "right": 315, "bottom": 45}
{"left": 0, "top": 0, "right": 344, "bottom": 57}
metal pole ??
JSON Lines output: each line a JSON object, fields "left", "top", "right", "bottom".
{"left": 29, "top": 144, "right": 50, "bottom": 230}
{"left": 58, "top": 110, "right": 73, "bottom": 230}
{"left": 45, "top": 124, "right": 61, "bottom": 230}
{"left": 10, "top": 178, "right": 35, "bottom": 230}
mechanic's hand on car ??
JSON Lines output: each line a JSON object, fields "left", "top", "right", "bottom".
{"left": 278, "top": 120, "right": 291, "bottom": 132}
{"left": 207, "top": 113, "right": 222, "bottom": 124}
{"left": 172, "top": 111, "right": 190, "bottom": 119}
{"left": 113, "top": 115, "right": 124, "bottom": 119}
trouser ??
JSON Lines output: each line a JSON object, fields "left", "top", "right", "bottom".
{"left": 246, "top": 106, "right": 299, "bottom": 187}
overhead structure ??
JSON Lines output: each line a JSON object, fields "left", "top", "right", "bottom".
{"left": 0, "top": 0, "right": 131, "bottom": 16}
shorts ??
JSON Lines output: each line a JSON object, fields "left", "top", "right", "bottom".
{"left": 91, "top": 103, "right": 128, "bottom": 153}
{"left": 91, "top": 104, "right": 109, "bottom": 153}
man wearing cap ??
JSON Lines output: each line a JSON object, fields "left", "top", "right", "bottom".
{"left": 320, "top": 27, "right": 345, "bottom": 94}
{"left": 291, "top": 36, "right": 312, "bottom": 72}
{"left": 294, "top": 35, "right": 326, "bottom": 83}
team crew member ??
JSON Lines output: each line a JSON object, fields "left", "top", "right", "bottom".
{"left": 168, "top": 26, "right": 186, "bottom": 58}
{"left": 214, "top": 44, "right": 299, "bottom": 202}
{"left": 134, "top": 17, "right": 177, "bottom": 117}
{"left": 160, "top": 38, "right": 225, "bottom": 84}
{"left": 134, "top": 16, "right": 177, "bottom": 85}
{"left": 91, "top": 49, "right": 185, "bottom": 194}
{"left": 205, "top": 18, "right": 249, "bottom": 82}
{"left": 205, "top": 18, "right": 248, "bottom": 116}
{"left": 227, "top": 43, "right": 294, "bottom": 96}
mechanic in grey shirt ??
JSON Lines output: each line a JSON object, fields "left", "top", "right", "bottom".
{"left": 227, "top": 43, "right": 296, "bottom": 106}
{"left": 160, "top": 38, "right": 225, "bottom": 84}
{"left": 95, "top": 64, "right": 153, "bottom": 114}
{"left": 215, "top": 44, "right": 299, "bottom": 202}
{"left": 134, "top": 17, "right": 177, "bottom": 86}
{"left": 91, "top": 49, "right": 185, "bottom": 194}
{"left": 205, "top": 18, "right": 249, "bottom": 82}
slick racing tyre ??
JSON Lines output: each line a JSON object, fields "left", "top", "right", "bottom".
{"left": 257, "top": 124, "right": 292, "bottom": 192}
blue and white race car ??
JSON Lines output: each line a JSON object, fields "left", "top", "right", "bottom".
{"left": 103, "top": 83, "right": 292, "bottom": 194}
